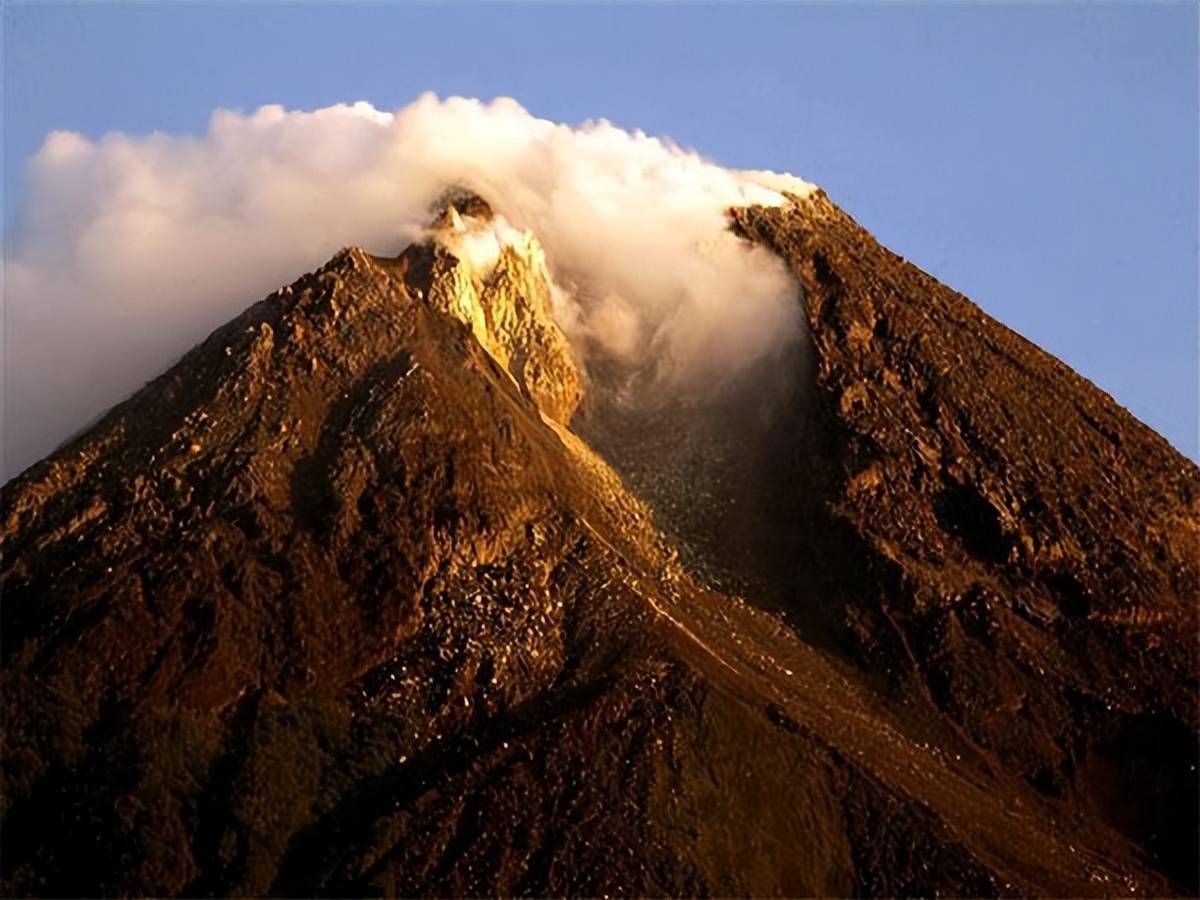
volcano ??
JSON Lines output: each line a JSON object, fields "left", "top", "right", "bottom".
{"left": 1, "top": 189, "right": 1196, "bottom": 898}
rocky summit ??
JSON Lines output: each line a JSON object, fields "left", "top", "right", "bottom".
{"left": 1, "top": 192, "right": 1196, "bottom": 897}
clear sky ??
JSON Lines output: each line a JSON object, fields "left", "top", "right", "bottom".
{"left": 3, "top": 0, "right": 1197, "bottom": 458}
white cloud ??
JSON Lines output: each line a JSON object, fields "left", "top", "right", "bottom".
{"left": 4, "top": 94, "right": 813, "bottom": 478}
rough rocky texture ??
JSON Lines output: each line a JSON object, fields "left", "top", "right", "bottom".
{"left": 734, "top": 190, "right": 1200, "bottom": 891}
{"left": 416, "top": 199, "right": 583, "bottom": 425}
{"left": 1, "top": 194, "right": 1196, "bottom": 897}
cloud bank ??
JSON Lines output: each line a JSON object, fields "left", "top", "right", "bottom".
{"left": 4, "top": 94, "right": 813, "bottom": 478}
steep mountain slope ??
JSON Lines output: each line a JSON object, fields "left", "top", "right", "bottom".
{"left": 733, "top": 190, "right": 1200, "bottom": 889}
{"left": 1, "top": 195, "right": 1195, "bottom": 897}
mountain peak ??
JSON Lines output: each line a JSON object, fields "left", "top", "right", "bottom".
{"left": 2, "top": 186, "right": 1195, "bottom": 898}
{"left": 399, "top": 197, "right": 583, "bottom": 424}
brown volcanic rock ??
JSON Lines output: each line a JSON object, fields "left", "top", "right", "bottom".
{"left": 0, "top": 235, "right": 681, "bottom": 896}
{"left": 0, "top": 195, "right": 1193, "bottom": 898}
{"left": 733, "top": 190, "right": 1200, "bottom": 889}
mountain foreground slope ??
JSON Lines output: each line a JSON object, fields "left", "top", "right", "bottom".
{"left": 1, "top": 191, "right": 1196, "bottom": 897}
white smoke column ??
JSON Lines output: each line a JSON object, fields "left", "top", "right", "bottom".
{"left": 4, "top": 94, "right": 814, "bottom": 478}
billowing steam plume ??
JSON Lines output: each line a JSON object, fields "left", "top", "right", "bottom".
{"left": 4, "top": 94, "right": 813, "bottom": 478}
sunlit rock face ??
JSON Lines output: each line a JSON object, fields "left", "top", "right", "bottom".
{"left": 403, "top": 195, "right": 584, "bottom": 425}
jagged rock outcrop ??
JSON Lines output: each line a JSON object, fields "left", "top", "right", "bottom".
{"left": 412, "top": 197, "right": 583, "bottom": 424}
{"left": 0, "top": 193, "right": 1195, "bottom": 898}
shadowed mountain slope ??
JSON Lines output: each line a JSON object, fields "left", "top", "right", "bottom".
{"left": 733, "top": 191, "right": 1200, "bottom": 890}
{"left": 1, "top": 194, "right": 1195, "bottom": 897}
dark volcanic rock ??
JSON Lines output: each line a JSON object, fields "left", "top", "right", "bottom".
{"left": 733, "top": 190, "right": 1200, "bottom": 891}
{"left": 1, "top": 194, "right": 1195, "bottom": 897}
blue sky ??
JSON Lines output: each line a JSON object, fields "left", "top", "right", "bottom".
{"left": 3, "top": 0, "right": 1197, "bottom": 458}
